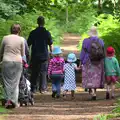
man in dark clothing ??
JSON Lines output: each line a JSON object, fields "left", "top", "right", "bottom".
{"left": 27, "top": 16, "right": 53, "bottom": 93}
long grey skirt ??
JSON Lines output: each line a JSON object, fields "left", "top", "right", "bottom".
{"left": 2, "top": 61, "right": 22, "bottom": 105}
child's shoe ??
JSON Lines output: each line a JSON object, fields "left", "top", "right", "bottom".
{"left": 106, "top": 92, "right": 110, "bottom": 99}
{"left": 52, "top": 91, "right": 57, "bottom": 98}
{"left": 111, "top": 96, "right": 115, "bottom": 99}
{"left": 63, "top": 94, "right": 67, "bottom": 98}
{"left": 91, "top": 96, "right": 96, "bottom": 100}
{"left": 56, "top": 95, "right": 60, "bottom": 98}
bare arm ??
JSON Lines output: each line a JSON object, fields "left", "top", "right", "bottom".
{"left": 75, "top": 63, "right": 81, "bottom": 71}
{"left": 75, "top": 66, "right": 81, "bottom": 71}
{"left": 49, "top": 44, "right": 53, "bottom": 53}
{"left": 47, "top": 31, "right": 53, "bottom": 53}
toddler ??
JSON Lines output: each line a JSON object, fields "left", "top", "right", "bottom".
{"left": 62, "top": 53, "right": 80, "bottom": 99}
{"left": 48, "top": 46, "right": 65, "bottom": 98}
{"left": 105, "top": 46, "right": 120, "bottom": 99}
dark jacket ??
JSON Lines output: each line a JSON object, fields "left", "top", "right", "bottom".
{"left": 27, "top": 27, "right": 53, "bottom": 61}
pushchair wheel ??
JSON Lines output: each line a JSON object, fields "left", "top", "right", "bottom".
{"left": 20, "top": 101, "right": 23, "bottom": 106}
{"left": 25, "top": 102, "right": 28, "bottom": 106}
{"left": 30, "top": 98, "right": 34, "bottom": 106}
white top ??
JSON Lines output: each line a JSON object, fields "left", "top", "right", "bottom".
{"left": 0, "top": 34, "right": 25, "bottom": 63}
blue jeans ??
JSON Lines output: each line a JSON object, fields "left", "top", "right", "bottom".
{"left": 51, "top": 74, "right": 63, "bottom": 96}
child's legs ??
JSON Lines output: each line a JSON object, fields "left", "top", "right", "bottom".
{"left": 51, "top": 74, "right": 63, "bottom": 95}
{"left": 51, "top": 76, "right": 57, "bottom": 92}
{"left": 71, "top": 90, "right": 75, "bottom": 97}
{"left": 111, "top": 83, "right": 115, "bottom": 96}
{"left": 110, "top": 76, "right": 117, "bottom": 97}
{"left": 63, "top": 90, "right": 68, "bottom": 95}
{"left": 56, "top": 75, "right": 63, "bottom": 96}
{"left": 91, "top": 88, "right": 96, "bottom": 96}
{"left": 106, "top": 76, "right": 112, "bottom": 93}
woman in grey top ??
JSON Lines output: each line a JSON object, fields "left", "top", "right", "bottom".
{"left": 0, "top": 24, "right": 24, "bottom": 108}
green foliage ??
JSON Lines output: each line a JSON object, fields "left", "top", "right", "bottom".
{"left": 0, "top": 0, "right": 27, "bottom": 19}
{"left": 78, "top": 33, "right": 89, "bottom": 50}
{"left": 97, "top": 14, "right": 120, "bottom": 61}
{"left": 0, "top": 12, "right": 64, "bottom": 45}
{"left": 64, "top": 2, "right": 97, "bottom": 33}
{"left": 113, "top": 98, "right": 120, "bottom": 113}
{"left": 94, "top": 114, "right": 107, "bottom": 120}
{"left": 0, "top": 83, "right": 4, "bottom": 100}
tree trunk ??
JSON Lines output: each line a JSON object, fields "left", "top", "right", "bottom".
{"left": 98, "top": 0, "right": 102, "bottom": 14}
{"left": 66, "top": 3, "right": 68, "bottom": 24}
{"left": 113, "top": 0, "right": 116, "bottom": 8}
{"left": 98, "top": 0, "right": 102, "bottom": 10}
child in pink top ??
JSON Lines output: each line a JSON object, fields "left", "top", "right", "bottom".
{"left": 48, "top": 46, "right": 65, "bottom": 98}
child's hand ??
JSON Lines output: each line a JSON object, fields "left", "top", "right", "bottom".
{"left": 75, "top": 66, "right": 81, "bottom": 70}
{"left": 79, "top": 65, "right": 83, "bottom": 69}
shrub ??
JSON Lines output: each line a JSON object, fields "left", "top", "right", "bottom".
{"left": 98, "top": 14, "right": 120, "bottom": 61}
{"left": 0, "top": 12, "right": 64, "bottom": 45}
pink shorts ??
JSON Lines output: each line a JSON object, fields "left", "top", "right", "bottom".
{"left": 106, "top": 76, "right": 118, "bottom": 84}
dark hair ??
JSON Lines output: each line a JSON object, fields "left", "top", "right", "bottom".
{"left": 37, "top": 16, "right": 45, "bottom": 26}
{"left": 11, "top": 24, "right": 21, "bottom": 34}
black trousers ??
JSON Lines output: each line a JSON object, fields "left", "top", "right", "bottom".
{"left": 30, "top": 59, "right": 48, "bottom": 92}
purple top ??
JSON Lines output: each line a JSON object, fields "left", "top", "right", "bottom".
{"left": 80, "top": 36, "right": 104, "bottom": 65}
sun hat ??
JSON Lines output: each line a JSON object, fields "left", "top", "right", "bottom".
{"left": 67, "top": 53, "right": 77, "bottom": 62}
{"left": 88, "top": 26, "right": 98, "bottom": 37}
{"left": 106, "top": 46, "right": 115, "bottom": 57}
{"left": 52, "top": 46, "right": 62, "bottom": 55}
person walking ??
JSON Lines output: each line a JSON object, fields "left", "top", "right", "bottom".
{"left": 105, "top": 46, "right": 120, "bottom": 99}
{"left": 0, "top": 24, "right": 24, "bottom": 108}
{"left": 27, "top": 16, "right": 53, "bottom": 93}
{"left": 80, "top": 26, "right": 105, "bottom": 100}
{"left": 62, "top": 53, "right": 80, "bottom": 99}
{"left": 48, "top": 46, "right": 65, "bottom": 98}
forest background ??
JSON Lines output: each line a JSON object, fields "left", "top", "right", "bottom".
{"left": 0, "top": 0, "right": 120, "bottom": 60}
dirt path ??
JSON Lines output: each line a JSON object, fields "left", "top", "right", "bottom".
{"left": 1, "top": 33, "right": 120, "bottom": 120}
{"left": 61, "top": 33, "right": 81, "bottom": 59}
{"left": 1, "top": 89, "right": 120, "bottom": 120}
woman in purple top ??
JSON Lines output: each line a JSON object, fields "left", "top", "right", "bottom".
{"left": 80, "top": 26, "right": 105, "bottom": 100}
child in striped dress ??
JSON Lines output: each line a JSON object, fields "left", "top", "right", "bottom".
{"left": 48, "top": 46, "right": 65, "bottom": 98}
{"left": 62, "top": 53, "right": 80, "bottom": 99}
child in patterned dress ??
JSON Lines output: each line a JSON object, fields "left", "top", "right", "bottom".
{"left": 48, "top": 46, "right": 65, "bottom": 98}
{"left": 62, "top": 53, "right": 80, "bottom": 99}
{"left": 105, "top": 46, "right": 120, "bottom": 99}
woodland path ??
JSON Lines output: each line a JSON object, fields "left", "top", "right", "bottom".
{"left": 0, "top": 33, "right": 120, "bottom": 120}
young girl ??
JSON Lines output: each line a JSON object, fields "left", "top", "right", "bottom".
{"left": 48, "top": 46, "right": 65, "bottom": 98}
{"left": 62, "top": 53, "right": 80, "bottom": 99}
{"left": 105, "top": 46, "right": 120, "bottom": 99}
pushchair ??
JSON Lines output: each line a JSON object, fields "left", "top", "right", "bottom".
{"left": 18, "top": 61, "right": 34, "bottom": 106}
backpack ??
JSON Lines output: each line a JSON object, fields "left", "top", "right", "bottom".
{"left": 89, "top": 38, "right": 104, "bottom": 63}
